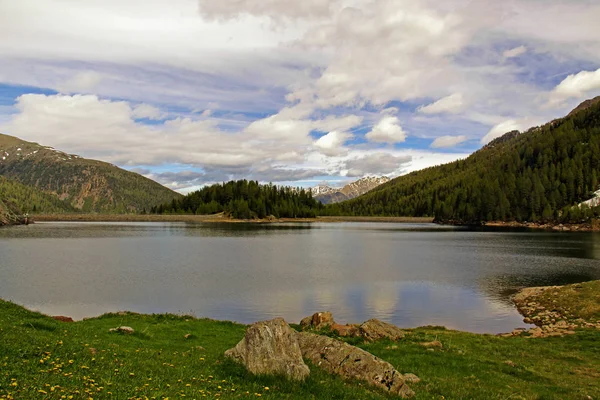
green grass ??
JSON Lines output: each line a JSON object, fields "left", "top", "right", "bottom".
{"left": 530, "top": 281, "right": 600, "bottom": 323}
{"left": 1, "top": 300, "right": 599, "bottom": 400}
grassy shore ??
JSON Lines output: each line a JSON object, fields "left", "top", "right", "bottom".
{"left": 31, "top": 213, "right": 434, "bottom": 224}
{"left": 1, "top": 294, "right": 599, "bottom": 399}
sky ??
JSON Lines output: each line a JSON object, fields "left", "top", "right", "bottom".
{"left": 1, "top": 0, "right": 600, "bottom": 193}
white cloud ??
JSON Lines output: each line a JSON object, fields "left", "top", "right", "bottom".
{"left": 314, "top": 130, "right": 351, "bottom": 156}
{"left": 344, "top": 153, "right": 412, "bottom": 177}
{"left": 549, "top": 68, "right": 600, "bottom": 105}
{"left": 418, "top": 93, "right": 465, "bottom": 115}
{"left": 132, "top": 104, "right": 166, "bottom": 120}
{"left": 365, "top": 116, "right": 407, "bottom": 144}
{"left": 430, "top": 135, "right": 467, "bottom": 148}
{"left": 480, "top": 120, "right": 521, "bottom": 145}
{"left": 56, "top": 71, "right": 104, "bottom": 93}
{"left": 197, "top": 0, "right": 335, "bottom": 21}
{"left": 503, "top": 45, "right": 527, "bottom": 59}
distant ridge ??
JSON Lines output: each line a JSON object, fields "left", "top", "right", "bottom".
{"left": 0, "top": 133, "right": 182, "bottom": 213}
{"left": 312, "top": 176, "right": 390, "bottom": 204}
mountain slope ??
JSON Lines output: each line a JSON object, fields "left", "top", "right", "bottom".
{"left": 0, "top": 195, "right": 24, "bottom": 226}
{"left": 312, "top": 176, "right": 390, "bottom": 204}
{"left": 326, "top": 99, "right": 600, "bottom": 223}
{"left": 0, "top": 175, "right": 74, "bottom": 213}
{"left": 0, "top": 134, "right": 182, "bottom": 213}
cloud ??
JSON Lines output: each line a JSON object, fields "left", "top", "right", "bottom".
{"left": 503, "top": 45, "right": 527, "bottom": 59}
{"left": 344, "top": 153, "right": 412, "bottom": 177}
{"left": 418, "top": 93, "right": 465, "bottom": 115}
{"left": 197, "top": 0, "right": 334, "bottom": 21}
{"left": 549, "top": 68, "right": 600, "bottom": 105}
{"left": 365, "top": 116, "right": 407, "bottom": 144}
{"left": 430, "top": 135, "right": 467, "bottom": 148}
{"left": 314, "top": 131, "right": 351, "bottom": 156}
{"left": 132, "top": 104, "right": 166, "bottom": 120}
{"left": 56, "top": 71, "right": 104, "bottom": 93}
{"left": 480, "top": 120, "right": 521, "bottom": 145}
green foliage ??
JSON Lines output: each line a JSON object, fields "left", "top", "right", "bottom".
{"left": 0, "top": 175, "right": 73, "bottom": 214}
{"left": 326, "top": 102, "right": 600, "bottom": 223}
{"left": 0, "top": 133, "right": 181, "bottom": 213}
{"left": 152, "top": 180, "right": 324, "bottom": 219}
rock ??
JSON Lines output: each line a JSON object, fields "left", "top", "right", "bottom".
{"left": 300, "top": 311, "right": 336, "bottom": 330}
{"left": 419, "top": 340, "right": 442, "bottom": 349}
{"left": 224, "top": 318, "right": 309, "bottom": 381}
{"left": 331, "top": 323, "right": 360, "bottom": 337}
{"left": 109, "top": 326, "right": 135, "bottom": 334}
{"left": 402, "top": 373, "right": 421, "bottom": 383}
{"left": 296, "top": 332, "right": 414, "bottom": 398}
{"left": 359, "top": 319, "right": 405, "bottom": 342}
{"left": 52, "top": 316, "right": 74, "bottom": 323}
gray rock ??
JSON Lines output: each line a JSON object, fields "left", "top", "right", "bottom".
{"left": 109, "top": 326, "right": 135, "bottom": 334}
{"left": 225, "top": 318, "right": 309, "bottom": 381}
{"left": 296, "top": 332, "right": 414, "bottom": 398}
{"left": 359, "top": 319, "right": 406, "bottom": 342}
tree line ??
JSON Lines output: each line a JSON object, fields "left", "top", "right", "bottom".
{"left": 150, "top": 180, "right": 324, "bottom": 219}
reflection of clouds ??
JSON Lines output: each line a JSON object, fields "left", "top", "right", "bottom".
{"left": 2, "top": 222, "right": 599, "bottom": 334}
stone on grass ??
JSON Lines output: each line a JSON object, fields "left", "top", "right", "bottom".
{"left": 109, "top": 326, "right": 135, "bottom": 334}
{"left": 419, "top": 340, "right": 442, "bottom": 349}
{"left": 359, "top": 319, "right": 405, "bottom": 341}
{"left": 224, "top": 318, "right": 309, "bottom": 381}
{"left": 402, "top": 373, "right": 421, "bottom": 383}
{"left": 296, "top": 332, "right": 414, "bottom": 398}
{"left": 300, "top": 311, "right": 336, "bottom": 330}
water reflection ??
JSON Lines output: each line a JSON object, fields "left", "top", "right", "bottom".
{"left": 0, "top": 222, "right": 599, "bottom": 333}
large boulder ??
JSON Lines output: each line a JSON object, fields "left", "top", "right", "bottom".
{"left": 225, "top": 318, "right": 309, "bottom": 381}
{"left": 296, "top": 332, "right": 414, "bottom": 398}
{"left": 300, "top": 311, "right": 336, "bottom": 330}
{"left": 359, "top": 319, "right": 405, "bottom": 342}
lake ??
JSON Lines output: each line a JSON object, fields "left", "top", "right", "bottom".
{"left": 1, "top": 221, "right": 599, "bottom": 333}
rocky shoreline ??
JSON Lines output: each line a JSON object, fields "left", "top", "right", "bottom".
{"left": 501, "top": 281, "right": 600, "bottom": 338}
{"left": 484, "top": 220, "right": 600, "bottom": 232}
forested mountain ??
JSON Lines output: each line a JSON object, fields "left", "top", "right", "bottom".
{"left": 325, "top": 97, "right": 600, "bottom": 224}
{"left": 0, "top": 175, "right": 73, "bottom": 214}
{"left": 151, "top": 180, "right": 323, "bottom": 219}
{"left": 0, "top": 134, "right": 182, "bottom": 213}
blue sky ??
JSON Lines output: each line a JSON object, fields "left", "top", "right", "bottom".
{"left": 1, "top": 0, "right": 600, "bottom": 192}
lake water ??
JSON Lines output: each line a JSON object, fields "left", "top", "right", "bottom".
{"left": 1, "top": 221, "right": 599, "bottom": 333}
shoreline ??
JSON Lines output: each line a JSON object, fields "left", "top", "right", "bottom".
{"left": 30, "top": 213, "right": 435, "bottom": 224}
{"left": 22, "top": 214, "right": 600, "bottom": 232}
{"left": 483, "top": 220, "right": 600, "bottom": 232}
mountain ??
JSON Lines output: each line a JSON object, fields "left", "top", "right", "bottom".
{"left": 0, "top": 133, "right": 182, "bottom": 213}
{"left": 312, "top": 176, "right": 391, "bottom": 204}
{"left": 0, "top": 175, "right": 73, "bottom": 213}
{"left": 325, "top": 98, "right": 600, "bottom": 224}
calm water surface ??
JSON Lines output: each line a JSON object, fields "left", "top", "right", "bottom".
{"left": 1, "top": 221, "right": 599, "bottom": 333}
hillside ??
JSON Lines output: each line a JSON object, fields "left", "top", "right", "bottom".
{"left": 325, "top": 99, "right": 600, "bottom": 224}
{"left": 152, "top": 180, "right": 323, "bottom": 219}
{"left": 0, "top": 134, "right": 182, "bottom": 213}
{"left": 0, "top": 198, "right": 21, "bottom": 226}
{"left": 312, "top": 176, "right": 390, "bottom": 204}
{"left": 0, "top": 175, "right": 73, "bottom": 214}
